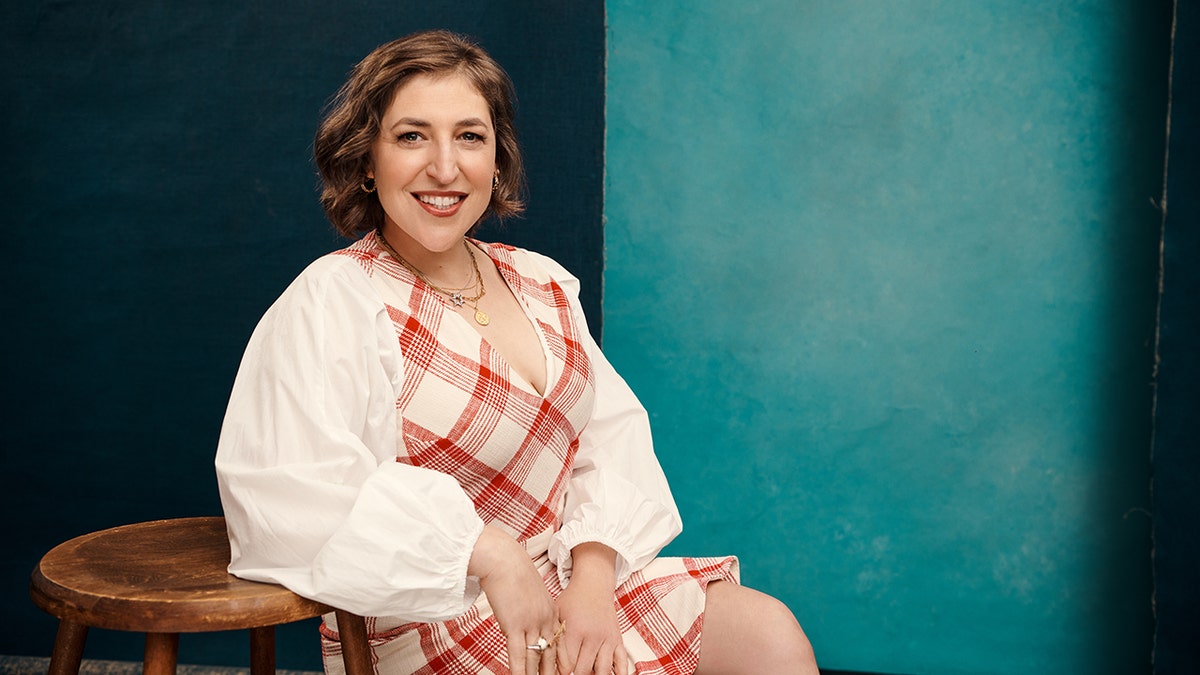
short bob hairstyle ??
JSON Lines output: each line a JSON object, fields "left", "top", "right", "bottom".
{"left": 314, "top": 30, "right": 525, "bottom": 238}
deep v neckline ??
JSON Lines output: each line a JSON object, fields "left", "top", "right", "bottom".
{"left": 455, "top": 243, "right": 553, "bottom": 398}
{"left": 369, "top": 234, "right": 555, "bottom": 398}
{"left": 401, "top": 240, "right": 549, "bottom": 398}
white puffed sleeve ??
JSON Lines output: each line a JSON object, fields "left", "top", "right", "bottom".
{"left": 538, "top": 255, "right": 684, "bottom": 588}
{"left": 215, "top": 255, "right": 485, "bottom": 620}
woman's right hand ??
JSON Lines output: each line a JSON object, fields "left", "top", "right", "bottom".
{"left": 468, "top": 525, "right": 559, "bottom": 675}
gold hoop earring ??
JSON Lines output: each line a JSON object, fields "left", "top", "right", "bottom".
{"left": 361, "top": 177, "right": 376, "bottom": 193}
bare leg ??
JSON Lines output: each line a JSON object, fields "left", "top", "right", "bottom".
{"left": 694, "top": 581, "right": 818, "bottom": 675}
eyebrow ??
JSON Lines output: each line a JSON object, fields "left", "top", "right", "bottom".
{"left": 389, "top": 117, "right": 491, "bottom": 130}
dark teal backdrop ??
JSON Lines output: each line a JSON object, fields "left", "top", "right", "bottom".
{"left": 1152, "top": 2, "right": 1200, "bottom": 673}
{"left": 0, "top": 2, "right": 604, "bottom": 670}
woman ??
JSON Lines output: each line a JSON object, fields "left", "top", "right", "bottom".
{"left": 215, "top": 30, "right": 817, "bottom": 675}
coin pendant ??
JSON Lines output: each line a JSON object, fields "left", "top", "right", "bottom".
{"left": 474, "top": 310, "right": 490, "bottom": 326}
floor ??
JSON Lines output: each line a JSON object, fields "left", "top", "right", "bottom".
{"left": 0, "top": 655, "right": 319, "bottom": 675}
{"left": 0, "top": 654, "right": 881, "bottom": 675}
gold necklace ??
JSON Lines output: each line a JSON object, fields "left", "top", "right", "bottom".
{"left": 376, "top": 233, "right": 491, "bottom": 326}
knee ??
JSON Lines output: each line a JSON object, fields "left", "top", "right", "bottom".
{"left": 698, "top": 583, "right": 818, "bottom": 675}
{"left": 757, "top": 596, "right": 818, "bottom": 671}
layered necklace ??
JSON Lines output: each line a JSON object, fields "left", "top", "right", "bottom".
{"left": 376, "top": 232, "right": 491, "bottom": 326}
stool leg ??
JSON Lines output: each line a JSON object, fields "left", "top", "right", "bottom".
{"left": 335, "top": 610, "right": 373, "bottom": 675}
{"left": 249, "top": 626, "right": 276, "bottom": 675}
{"left": 47, "top": 619, "right": 88, "bottom": 675}
{"left": 143, "top": 632, "right": 179, "bottom": 675}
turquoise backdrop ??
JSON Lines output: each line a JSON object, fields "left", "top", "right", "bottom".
{"left": 604, "top": 2, "right": 1168, "bottom": 673}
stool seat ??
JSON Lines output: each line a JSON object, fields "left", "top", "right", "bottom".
{"left": 32, "top": 517, "right": 327, "bottom": 633}
{"left": 30, "top": 517, "right": 372, "bottom": 675}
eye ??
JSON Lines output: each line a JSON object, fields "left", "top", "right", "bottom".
{"left": 397, "top": 131, "right": 422, "bottom": 143}
{"left": 461, "top": 131, "right": 487, "bottom": 143}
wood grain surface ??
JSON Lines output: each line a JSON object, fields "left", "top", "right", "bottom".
{"left": 30, "top": 517, "right": 332, "bottom": 633}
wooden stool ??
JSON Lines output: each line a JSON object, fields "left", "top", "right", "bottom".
{"left": 30, "top": 517, "right": 373, "bottom": 675}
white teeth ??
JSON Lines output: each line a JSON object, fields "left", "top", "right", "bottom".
{"left": 419, "top": 195, "right": 461, "bottom": 208}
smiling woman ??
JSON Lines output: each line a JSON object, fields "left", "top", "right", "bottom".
{"left": 368, "top": 75, "right": 497, "bottom": 254}
{"left": 313, "top": 30, "right": 525, "bottom": 242}
{"left": 213, "top": 30, "right": 818, "bottom": 675}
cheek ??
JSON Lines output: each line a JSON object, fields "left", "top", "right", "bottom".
{"left": 468, "top": 153, "right": 498, "bottom": 181}
{"left": 371, "top": 147, "right": 419, "bottom": 183}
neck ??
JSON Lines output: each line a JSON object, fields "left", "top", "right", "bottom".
{"left": 376, "top": 229, "right": 475, "bottom": 288}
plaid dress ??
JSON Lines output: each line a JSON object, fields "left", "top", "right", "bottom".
{"left": 217, "top": 233, "right": 736, "bottom": 675}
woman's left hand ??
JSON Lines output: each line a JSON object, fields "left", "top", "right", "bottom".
{"left": 554, "top": 544, "right": 629, "bottom": 675}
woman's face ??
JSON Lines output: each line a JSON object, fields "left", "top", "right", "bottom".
{"left": 369, "top": 72, "right": 496, "bottom": 254}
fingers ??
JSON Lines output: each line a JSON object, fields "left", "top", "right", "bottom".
{"left": 525, "top": 632, "right": 543, "bottom": 675}
{"left": 539, "top": 639, "right": 556, "bottom": 675}
{"left": 615, "top": 644, "right": 630, "bottom": 675}
{"left": 505, "top": 632, "right": 528, "bottom": 675}
{"left": 560, "top": 639, "right": 626, "bottom": 675}
{"left": 593, "top": 643, "right": 616, "bottom": 675}
{"left": 576, "top": 641, "right": 601, "bottom": 675}
{"left": 553, "top": 622, "right": 578, "bottom": 675}
{"left": 564, "top": 634, "right": 619, "bottom": 672}
{"left": 545, "top": 623, "right": 566, "bottom": 675}
{"left": 510, "top": 628, "right": 559, "bottom": 675}
{"left": 556, "top": 636, "right": 576, "bottom": 675}
{"left": 508, "top": 629, "right": 565, "bottom": 675}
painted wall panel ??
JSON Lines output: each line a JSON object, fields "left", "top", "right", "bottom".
{"left": 0, "top": 1, "right": 604, "bottom": 668}
{"left": 605, "top": 2, "right": 1167, "bottom": 673}
{"left": 1152, "top": 2, "right": 1200, "bottom": 672}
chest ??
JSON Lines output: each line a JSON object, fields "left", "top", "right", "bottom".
{"left": 440, "top": 259, "right": 549, "bottom": 396}
{"left": 365, "top": 245, "right": 596, "bottom": 435}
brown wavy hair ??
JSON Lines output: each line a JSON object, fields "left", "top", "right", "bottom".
{"left": 314, "top": 30, "right": 526, "bottom": 238}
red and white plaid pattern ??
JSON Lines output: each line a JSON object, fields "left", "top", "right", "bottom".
{"left": 319, "top": 234, "right": 738, "bottom": 674}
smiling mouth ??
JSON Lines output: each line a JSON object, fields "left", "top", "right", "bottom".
{"left": 417, "top": 194, "right": 464, "bottom": 210}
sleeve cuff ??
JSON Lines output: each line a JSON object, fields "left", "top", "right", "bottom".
{"left": 549, "top": 517, "right": 641, "bottom": 588}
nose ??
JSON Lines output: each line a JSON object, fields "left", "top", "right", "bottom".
{"left": 426, "top": 142, "right": 459, "bottom": 184}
